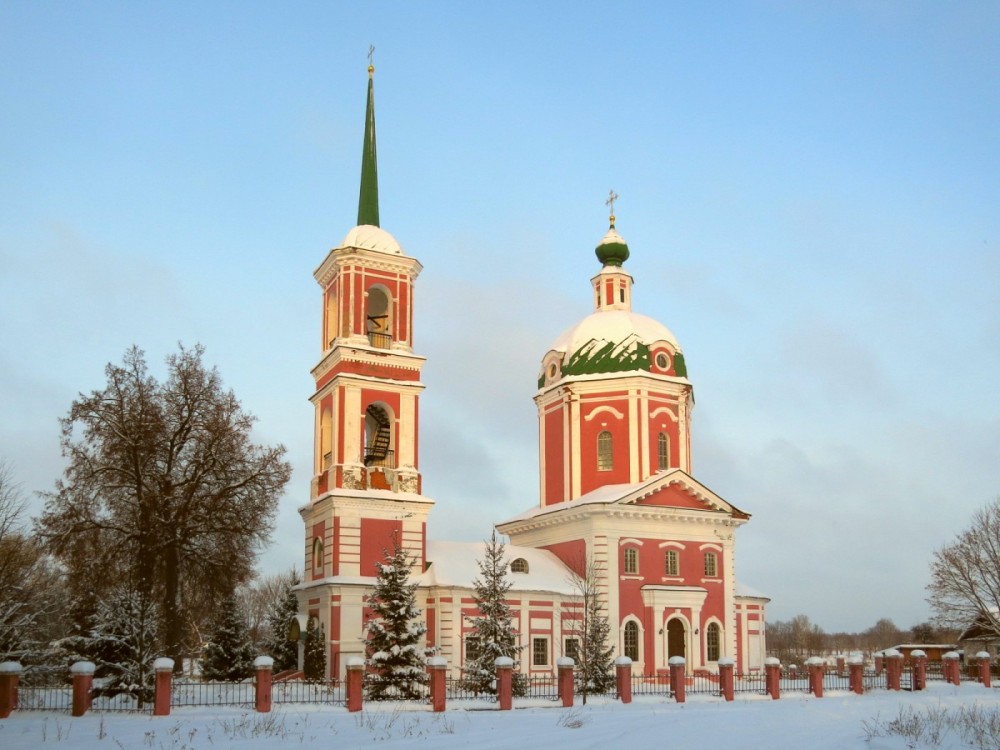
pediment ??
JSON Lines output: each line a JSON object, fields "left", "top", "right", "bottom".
{"left": 622, "top": 469, "right": 749, "bottom": 519}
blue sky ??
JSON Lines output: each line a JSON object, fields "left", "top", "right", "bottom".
{"left": 2, "top": 1, "right": 998, "bottom": 634}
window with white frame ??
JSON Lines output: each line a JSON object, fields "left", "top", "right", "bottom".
{"left": 597, "top": 431, "right": 613, "bottom": 471}
{"left": 312, "top": 537, "right": 324, "bottom": 577}
{"left": 564, "top": 638, "right": 580, "bottom": 662}
{"left": 624, "top": 621, "right": 640, "bottom": 661}
{"left": 532, "top": 637, "right": 549, "bottom": 667}
{"left": 706, "top": 623, "right": 721, "bottom": 662}
{"left": 624, "top": 547, "right": 639, "bottom": 574}
{"left": 704, "top": 551, "right": 718, "bottom": 577}
{"left": 657, "top": 432, "right": 669, "bottom": 470}
{"left": 664, "top": 549, "right": 679, "bottom": 576}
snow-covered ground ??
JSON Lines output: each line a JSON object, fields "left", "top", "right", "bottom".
{"left": 2, "top": 682, "right": 998, "bottom": 750}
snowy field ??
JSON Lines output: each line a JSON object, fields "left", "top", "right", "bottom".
{"left": 2, "top": 682, "right": 998, "bottom": 750}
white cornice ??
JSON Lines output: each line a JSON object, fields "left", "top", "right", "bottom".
{"left": 311, "top": 345, "right": 427, "bottom": 384}
{"left": 314, "top": 246, "right": 423, "bottom": 288}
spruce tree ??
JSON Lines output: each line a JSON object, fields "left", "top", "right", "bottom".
{"left": 363, "top": 541, "right": 431, "bottom": 700}
{"left": 201, "top": 592, "right": 255, "bottom": 681}
{"left": 87, "top": 585, "right": 160, "bottom": 705}
{"left": 573, "top": 558, "right": 615, "bottom": 702}
{"left": 303, "top": 616, "right": 326, "bottom": 680}
{"left": 263, "top": 573, "right": 301, "bottom": 672}
{"left": 464, "top": 531, "right": 526, "bottom": 696}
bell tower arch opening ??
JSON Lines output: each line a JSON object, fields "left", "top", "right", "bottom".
{"left": 366, "top": 285, "right": 392, "bottom": 348}
{"left": 364, "top": 402, "right": 395, "bottom": 469}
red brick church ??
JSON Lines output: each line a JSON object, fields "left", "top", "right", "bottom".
{"left": 295, "top": 64, "right": 768, "bottom": 679}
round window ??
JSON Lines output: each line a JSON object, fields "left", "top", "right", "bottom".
{"left": 655, "top": 352, "right": 670, "bottom": 370}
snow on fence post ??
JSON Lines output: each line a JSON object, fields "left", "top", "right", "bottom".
{"left": 427, "top": 656, "right": 447, "bottom": 713}
{"left": 910, "top": 649, "right": 927, "bottom": 691}
{"left": 976, "top": 651, "right": 992, "bottom": 688}
{"left": 346, "top": 657, "right": 365, "bottom": 713}
{"left": 942, "top": 651, "right": 960, "bottom": 686}
{"left": 764, "top": 657, "right": 781, "bottom": 700}
{"left": 556, "top": 657, "right": 575, "bottom": 708}
{"left": 805, "top": 657, "right": 824, "bottom": 698}
{"left": 70, "top": 661, "right": 95, "bottom": 717}
{"left": 254, "top": 656, "right": 274, "bottom": 713}
{"left": 668, "top": 656, "right": 686, "bottom": 704}
{"left": 153, "top": 658, "right": 174, "bottom": 717}
{"left": 788, "top": 663, "right": 798, "bottom": 680}
{"left": 884, "top": 649, "right": 902, "bottom": 691}
{"left": 847, "top": 654, "right": 864, "bottom": 695}
{"left": 718, "top": 657, "right": 735, "bottom": 702}
{"left": 495, "top": 657, "right": 513, "bottom": 711}
{"left": 615, "top": 656, "right": 632, "bottom": 704}
{"left": 0, "top": 662, "right": 22, "bottom": 719}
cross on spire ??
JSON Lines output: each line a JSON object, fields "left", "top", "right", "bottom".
{"left": 368, "top": 45, "right": 375, "bottom": 75}
{"left": 605, "top": 189, "right": 619, "bottom": 227}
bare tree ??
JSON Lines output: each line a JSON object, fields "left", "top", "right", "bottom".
{"left": 237, "top": 567, "right": 300, "bottom": 648}
{"left": 37, "top": 345, "right": 292, "bottom": 666}
{"left": 863, "top": 618, "right": 903, "bottom": 652}
{"left": 927, "top": 498, "right": 1000, "bottom": 637}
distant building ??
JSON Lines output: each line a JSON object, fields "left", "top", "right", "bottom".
{"left": 295, "top": 64, "right": 769, "bottom": 679}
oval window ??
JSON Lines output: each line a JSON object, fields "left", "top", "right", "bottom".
{"left": 655, "top": 352, "right": 670, "bottom": 370}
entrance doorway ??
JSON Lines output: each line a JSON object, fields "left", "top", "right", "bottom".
{"left": 666, "top": 619, "right": 686, "bottom": 661}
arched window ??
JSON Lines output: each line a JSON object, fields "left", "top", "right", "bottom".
{"left": 320, "top": 408, "right": 332, "bottom": 471}
{"left": 657, "top": 432, "right": 669, "bottom": 471}
{"left": 706, "top": 622, "right": 721, "bottom": 662}
{"left": 597, "top": 431, "right": 613, "bottom": 471}
{"left": 624, "top": 621, "right": 640, "bottom": 661}
{"left": 623, "top": 547, "right": 639, "bottom": 574}
{"left": 312, "top": 537, "right": 324, "bottom": 577}
{"left": 511, "top": 558, "right": 529, "bottom": 573}
{"left": 366, "top": 286, "right": 392, "bottom": 348}
{"left": 704, "top": 551, "right": 718, "bottom": 578}
{"left": 664, "top": 549, "right": 679, "bottom": 576}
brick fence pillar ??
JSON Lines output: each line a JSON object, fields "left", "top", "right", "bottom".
{"left": 884, "top": 649, "right": 902, "bottom": 691}
{"left": 976, "top": 651, "right": 992, "bottom": 689}
{"left": 836, "top": 655, "right": 846, "bottom": 677}
{"left": 495, "top": 657, "right": 513, "bottom": 711}
{"left": 874, "top": 652, "right": 884, "bottom": 674}
{"left": 847, "top": 655, "right": 864, "bottom": 695}
{"left": 614, "top": 656, "right": 632, "bottom": 704}
{"left": 556, "top": 657, "right": 575, "bottom": 707}
{"left": 806, "top": 657, "right": 824, "bottom": 698}
{"left": 428, "top": 656, "right": 447, "bottom": 712}
{"left": 764, "top": 657, "right": 781, "bottom": 700}
{"left": 668, "top": 657, "right": 686, "bottom": 704}
{"left": 0, "top": 662, "right": 22, "bottom": 719}
{"left": 152, "top": 658, "right": 174, "bottom": 717}
{"left": 943, "top": 651, "right": 960, "bottom": 687}
{"left": 910, "top": 650, "right": 927, "bottom": 691}
{"left": 346, "top": 657, "right": 365, "bottom": 713}
{"left": 718, "top": 657, "right": 735, "bottom": 702}
{"left": 254, "top": 656, "right": 273, "bottom": 713}
{"left": 71, "top": 661, "right": 95, "bottom": 717}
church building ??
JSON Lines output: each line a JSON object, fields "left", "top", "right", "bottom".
{"left": 295, "top": 64, "right": 768, "bottom": 680}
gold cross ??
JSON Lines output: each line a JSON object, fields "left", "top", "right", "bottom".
{"left": 605, "top": 190, "right": 619, "bottom": 226}
{"left": 368, "top": 45, "right": 375, "bottom": 67}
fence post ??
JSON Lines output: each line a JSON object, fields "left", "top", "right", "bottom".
{"left": 836, "top": 655, "right": 846, "bottom": 677}
{"left": 847, "top": 654, "right": 864, "bottom": 694}
{"left": 346, "top": 657, "right": 365, "bottom": 713}
{"left": 0, "top": 662, "right": 22, "bottom": 719}
{"left": 428, "top": 656, "right": 447, "bottom": 712}
{"left": 153, "top": 658, "right": 174, "bottom": 717}
{"left": 495, "top": 657, "right": 513, "bottom": 711}
{"left": 943, "top": 651, "right": 960, "bottom": 686}
{"left": 718, "top": 657, "right": 734, "bottom": 702}
{"left": 788, "top": 663, "right": 798, "bottom": 680}
{"left": 253, "top": 656, "right": 273, "bottom": 713}
{"left": 874, "top": 652, "right": 884, "bottom": 674}
{"left": 805, "top": 657, "right": 824, "bottom": 698}
{"left": 884, "top": 649, "right": 902, "bottom": 691}
{"left": 71, "top": 661, "right": 95, "bottom": 717}
{"left": 614, "top": 656, "right": 632, "bottom": 704}
{"left": 556, "top": 657, "right": 574, "bottom": 707}
{"left": 976, "top": 651, "right": 991, "bottom": 688}
{"left": 764, "top": 657, "right": 781, "bottom": 700}
{"left": 910, "top": 649, "right": 927, "bottom": 691}
{"left": 668, "top": 656, "right": 686, "bottom": 704}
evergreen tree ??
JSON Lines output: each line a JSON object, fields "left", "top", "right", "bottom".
{"left": 571, "top": 557, "right": 615, "bottom": 702}
{"left": 463, "top": 531, "right": 526, "bottom": 696}
{"left": 88, "top": 585, "right": 160, "bottom": 705}
{"left": 363, "top": 541, "right": 431, "bottom": 700}
{"left": 263, "top": 572, "right": 301, "bottom": 672}
{"left": 201, "top": 592, "right": 255, "bottom": 681}
{"left": 303, "top": 616, "right": 326, "bottom": 680}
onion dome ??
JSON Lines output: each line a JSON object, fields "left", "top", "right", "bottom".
{"left": 595, "top": 225, "right": 630, "bottom": 267}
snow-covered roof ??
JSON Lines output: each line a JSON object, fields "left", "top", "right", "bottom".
{"left": 735, "top": 581, "right": 769, "bottom": 600}
{"left": 340, "top": 224, "right": 403, "bottom": 255}
{"left": 422, "top": 540, "right": 579, "bottom": 595}
{"left": 548, "top": 309, "right": 682, "bottom": 360}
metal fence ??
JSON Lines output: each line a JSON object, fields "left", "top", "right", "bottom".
{"left": 15, "top": 685, "right": 151, "bottom": 713}
{"left": 273, "top": 679, "right": 345, "bottom": 705}
{"left": 171, "top": 680, "right": 255, "bottom": 708}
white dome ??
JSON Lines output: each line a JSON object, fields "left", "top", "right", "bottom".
{"left": 549, "top": 310, "right": 681, "bottom": 357}
{"left": 340, "top": 224, "right": 403, "bottom": 255}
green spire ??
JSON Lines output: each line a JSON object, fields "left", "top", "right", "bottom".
{"left": 357, "top": 63, "right": 380, "bottom": 227}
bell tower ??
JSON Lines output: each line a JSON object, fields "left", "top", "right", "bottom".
{"left": 298, "top": 61, "right": 433, "bottom": 677}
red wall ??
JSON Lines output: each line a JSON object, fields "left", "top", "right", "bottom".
{"left": 360, "top": 518, "right": 403, "bottom": 576}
